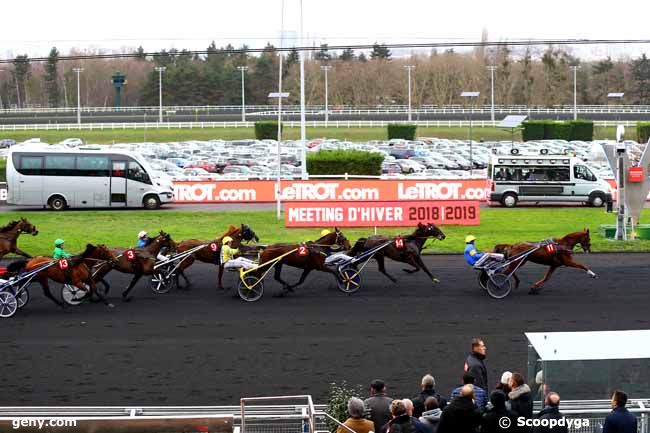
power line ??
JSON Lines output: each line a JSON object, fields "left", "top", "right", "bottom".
{"left": 1, "top": 38, "right": 650, "bottom": 64}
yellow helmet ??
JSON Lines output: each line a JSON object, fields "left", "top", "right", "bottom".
{"left": 465, "top": 235, "right": 477, "bottom": 243}
{"left": 222, "top": 236, "right": 233, "bottom": 244}
{"left": 320, "top": 229, "right": 331, "bottom": 236}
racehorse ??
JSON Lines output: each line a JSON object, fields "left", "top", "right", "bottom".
{"left": 493, "top": 229, "right": 596, "bottom": 293}
{"left": 349, "top": 223, "right": 446, "bottom": 284}
{"left": 6, "top": 244, "right": 117, "bottom": 308}
{"left": 90, "top": 231, "right": 175, "bottom": 302}
{"left": 250, "top": 228, "right": 351, "bottom": 295}
{"left": 174, "top": 224, "right": 259, "bottom": 289}
{"left": 0, "top": 218, "right": 39, "bottom": 259}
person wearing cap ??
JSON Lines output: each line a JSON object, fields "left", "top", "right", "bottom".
{"left": 464, "top": 235, "right": 503, "bottom": 267}
{"left": 52, "top": 239, "right": 71, "bottom": 259}
{"left": 137, "top": 231, "right": 150, "bottom": 247}
{"left": 320, "top": 229, "right": 355, "bottom": 266}
{"left": 221, "top": 236, "right": 257, "bottom": 270}
{"left": 364, "top": 379, "right": 393, "bottom": 433}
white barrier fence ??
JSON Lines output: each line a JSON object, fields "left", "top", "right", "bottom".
{"left": 0, "top": 119, "right": 641, "bottom": 131}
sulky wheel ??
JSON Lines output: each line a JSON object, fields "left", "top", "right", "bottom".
{"left": 0, "top": 291, "right": 18, "bottom": 318}
{"left": 150, "top": 272, "right": 175, "bottom": 294}
{"left": 478, "top": 270, "right": 488, "bottom": 291}
{"left": 337, "top": 268, "right": 361, "bottom": 294}
{"left": 61, "top": 284, "right": 88, "bottom": 306}
{"left": 15, "top": 287, "right": 30, "bottom": 309}
{"left": 237, "top": 276, "right": 264, "bottom": 302}
{"left": 486, "top": 273, "right": 513, "bottom": 299}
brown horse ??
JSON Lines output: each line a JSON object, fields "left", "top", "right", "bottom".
{"left": 7, "top": 244, "right": 117, "bottom": 308}
{"left": 249, "top": 228, "right": 351, "bottom": 295}
{"left": 174, "top": 224, "right": 259, "bottom": 289}
{"left": 349, "top": 223, "right": 446, "bottom": 284}
{"left": 90, "top": 231, "right": 175, "bottom": 301}
{"left": 493, "top": 229, "right": 596, "bottom": 293}
{"left": 0, "top": 218, "right": 39, "bottom": 259}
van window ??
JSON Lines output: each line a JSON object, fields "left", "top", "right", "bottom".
{"left": 494, "top": 166, "right": 570, "bottom": 182}
{"left": 574, "top": 165, "right": 596, "bottom": 181}
{"left": 44, "top": 154, "right": 75, "bottom": 176}
{"left": 128, "top": 161, "right": 151, "bottom": 184}
{"left": 77, "top": 155, "right": 109, "bottom": 177}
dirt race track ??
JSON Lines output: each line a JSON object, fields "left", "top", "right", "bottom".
{"left": 2, "top": 253, "right": 649, "bottom": 406}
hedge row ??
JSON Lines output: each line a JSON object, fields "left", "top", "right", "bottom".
{"left": 254, "top": 121, "right": 282, "bottom": 140}
{"left": 637, "top": 122, "right": 650, "bottom": 144}
{"left": 387, "top": 123, "right": 417, "bottom": 140}
{"left": 521, "top": 120, "right": 594, "bottom": 141}
{"left": 307, "top": 150, "right": 383, "bottom": 176}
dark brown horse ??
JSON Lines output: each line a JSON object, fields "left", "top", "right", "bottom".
{"left": 174, "top": 224, "right": 259, "bottom": 289}
{"left": 493, "top": 229, "right": 596, "bottom": 293}
{"left": 0, "top": 218, "right": 38, "bottom": 259}
{"left": 7, "top": 244, "right": 116, "bottom": 308}
{"left": 250, "top": 228, "right": 351, "bottom": 295}
{"left": 350, "top": 223, "right": 446, "bottom": 284}
{"left": 90, "top": 231, "right": 175, "bottom": 301}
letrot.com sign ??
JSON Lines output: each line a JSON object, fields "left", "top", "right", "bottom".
{"left": 172, "top": 180, "right": 489, "bottom": 203}
{"left": 285, "top": 201, "right": 480, "bottom": 227}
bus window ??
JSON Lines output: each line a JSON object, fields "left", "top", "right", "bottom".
{"left": 18, "top": 156, "right": 43, "bottom": 175}
{"left": 44, "top": 155, "right": 76, "bottom": 176}
{"left": 574, "top": 165, "right": 596, "bottom": 181}
{"left": 77, "top": 155, "right": 109, "bottom": 177}
{"left": 128, "top": 161, "right": 151, "bottom": 184}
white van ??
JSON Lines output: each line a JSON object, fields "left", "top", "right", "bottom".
{"left": 488, "top": 155, "right": 613, "bottom": 207}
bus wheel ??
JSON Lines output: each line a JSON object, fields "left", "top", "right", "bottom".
{"left": 501, "top": 193, "right": 518, "bottom": 208}
{"left": 48, "top": 195, "right": 67, "bottom": 211}
{"left": 143, "top": 195, "right": 160, "bottom": 210}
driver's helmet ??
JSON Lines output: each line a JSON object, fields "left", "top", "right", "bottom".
{"left": 320, "top": 229, "right": 331, "bottom": 237}
{"left": 465, "top": 235, "right": 477, "bottom": 244}
{"left": 222, "top": 236, "right": 234, "bottom": 244}
{"left": 138, "top": 231, "right": 148, "bottom": 239}
{"left": 54, "top": 239, "right": 65, "bottom": 247}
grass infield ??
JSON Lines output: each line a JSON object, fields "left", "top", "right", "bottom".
{"left": 2, "top": 207, "right": 649, "bottom": 258}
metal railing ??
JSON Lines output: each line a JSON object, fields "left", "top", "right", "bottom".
{"left": 0, "top": 119, "right": 641, "bottom": 131}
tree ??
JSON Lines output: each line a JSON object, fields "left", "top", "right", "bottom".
{"left": 136, "top": 46, "right": 147, "bottom": 61}
{"left": 44, "top": 47, "right": 60, "bottom": 107}
{"left": 512, "top": 47, "right": 533, "bottom": 105}
{"left": 357, "top": 53, "right": 368, "bottom": 62}
{"left": 287, "top": 47, "right": 300, "bottom": 67}
{"left": 339, "top": 48, "right": 355, "bottom": 62}
{"left": 12, "top": 55, "right": 31, "bottom": 108}
{"left": 370, "top": 42, "right": 391, "bottom": 60}
{"left": 315, "top": 44, "right": 332, "bottom": 61}
{"left": 631, "top": 54, "right": 650, "bottom": 104}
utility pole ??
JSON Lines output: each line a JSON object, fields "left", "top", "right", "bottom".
{"left": 237, "top": 66, "right": 248, "bottom": 122}
{"left": 487, "top": 66, "right": 497, "bottom": 124}
{"left": 154, "top": 66, "right": 166, "bottom": 123}
{"left": 73, "top": 68, "right": 84, "bottom": 125}
{"left": 299, "top": 0, "right": 307, "bottom": 180}
{"left": 570, "top": 65, "right": 580, "bottom": 120}
{"left": 404, "top": 65, "right": 415, "bottom": 122}
{"left": 320, "top": 65, "right": 332, "bottom": 126}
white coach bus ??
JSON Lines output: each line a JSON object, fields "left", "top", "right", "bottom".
{"left": 487, "top": 155, "right": 613, "bottom": 208}
{"left": 6, "top": 146, "right": 174, "bottom": 210}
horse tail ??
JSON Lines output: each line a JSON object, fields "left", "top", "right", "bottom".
{"left": 6, "top": 259, "right": 28, "bottom": 277}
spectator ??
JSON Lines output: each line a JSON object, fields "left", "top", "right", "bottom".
{"left": 533, "top": 392, "right": 567, "bottom": 433}
{"left": 383, "top": 400, "right": 417, "bottom": 433}
{"left": 480, "top": 390, "right": 518, "bottom": 433}
{"left": 603, "top": 390, "right": 637, "bottom": 433}
{"left": 508, "top": 373, "right": 533, "bottom": 433}
{"left": 419, "top": 397, "right": 442, "bottom": 433}
{"left": 438, "top": 385, "right": 482, "bottom": 433}
{"left": 495, "top": 372, "right": 512, "bottom": 397}
{"left": 337, "top": 397, "right": 375, "bottom": 433}
{"left": 365, "top": 379, "right": 393, "bottom": 433}
{"left": 412, "top": 374, "right": 447, "bottom": 417}
{"left": 464, "top": 338, "right": 488, "bottom": 391}
{"left": 450, "top": 373, "right": 487, "bottom": 410}
{"left": 401, "top": 399, "right": 429, "bottom": 433}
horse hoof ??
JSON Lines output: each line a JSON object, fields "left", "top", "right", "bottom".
{"left": 107, "top": 303, "right": 115, "bottom": 308}
{"left": 432, "top": 278, "right": 440, "bottom": 284}
{"left": 122, "top": 297, "right": 133, "bottom": 303}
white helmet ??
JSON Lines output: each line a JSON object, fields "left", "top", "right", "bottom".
{"left": 138, "top": 231, "right": 148, "bottom": 239}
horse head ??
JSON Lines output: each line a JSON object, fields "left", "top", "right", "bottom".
{"left": 19, "top": 218, "right": 39, "bottom": 236}
{"left": 579, "top": 228, "right": 592, "bottom": 253}
{"left": 239, "top": 224, "right": 260, "bottom": 243}
{"left": 157, "top": 230, "right": 175, "bottom": 249}
{"left": 314, "top": 227, "right": 350, "bottom": 250}
{"left": 95, "top": 244, "right": 118, "bottom": 264}
{"left": 415, "top": 222, "right": 446, "bottom": 241}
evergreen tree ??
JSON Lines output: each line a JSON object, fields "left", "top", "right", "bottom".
{"left": 287, "top": 47, "right": 300, "bottom": 67}
{"left": 370, "top": 42, "right": 391, "bottom": 60}
{"left": 12, "top": 55, "right": 31, "bottom": 108}
{"left": 631, "top": 54, "right": 650, "bottom": 104}
{"left": 339, "top": 48, "right": 355, "bottom": 62}
{"left": 44, "top": 47, "right": 60, "bottom": 107}
{"left": 315, "top": 44, "right": 332, "bottom": 61}
{"left": 357, "top": 52, "right": 368, "bottom": 62}
{"left": 136, "top": 46, "right": 147, "bottom": 61}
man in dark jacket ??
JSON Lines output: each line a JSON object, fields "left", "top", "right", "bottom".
{"left": 450, "top": 373, "right": 488, "bottom": 410}
{"left": 437, "top": 385, "right": 482, "bottom": 433}
{"left": 384, "top": 400, "right": 416, "bottom": 433}
{"left": 412, "top": 374, "right": 447, "bottom": 417}
{"left": 508, "top": 373, "right": 533, "bottom": 433}
{"left": 533, "top": 392, "right": 567, "bottom": 433}
{"left": 603, "top": 390, "right": 637, "bottom": 433}
{"left": 464, "top": 337, "right": 488, "bottom": 391}
{"left": 481, "top": 390, "right": 518, "bottom": 433}
{"left": 364, "top": 379, "right": 393, "bottom": 433}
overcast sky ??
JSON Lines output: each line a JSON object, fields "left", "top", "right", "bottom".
{"left": 2, "top": 0, "right": 649, "bottom": 60}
